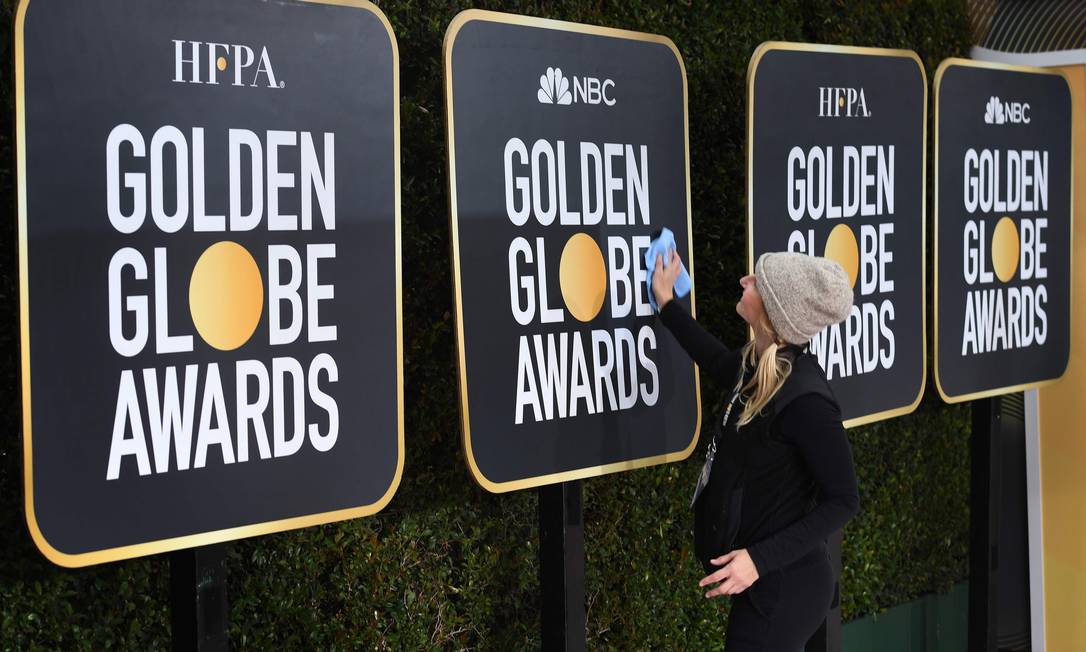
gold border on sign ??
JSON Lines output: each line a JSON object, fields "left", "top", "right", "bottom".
{"left": 442, "top": 9, "right": 701, "bottom": 493}
{"left": 745, "top": 41, "right": 929, "bottom": 429}
{"left": 16, "top": 0, "right": 405, "bottom": 567}
{"left": 931, "top": 57, "right": 1074, "bottom": 403}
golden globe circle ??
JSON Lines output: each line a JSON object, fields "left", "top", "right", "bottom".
{"left": 823, "top": 223, "right": 859, "bottom": 288}
{"left": 559, "top": 233, "right": 607, "bottom": 322}
{"left": 991, "top": 216, "right": 1020, "bottom": 283}
{"left": 189, "top": 241, "right": 264, "bottom": 351}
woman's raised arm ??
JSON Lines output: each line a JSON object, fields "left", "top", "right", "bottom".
{"left": 658, "top": 300, "right": 742, "bottom": 386}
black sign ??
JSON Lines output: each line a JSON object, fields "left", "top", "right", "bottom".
{"left": 934, "top": 59, "right": 1072, "bottom": 402}
{"left": 747, "top": 42, "right": 928, "bottom": 427}
{"left": 444, "top": 10, "right": 700, "bottom": 492}
{"left": 17, "top": 0, "right": 402, "bottom": 566}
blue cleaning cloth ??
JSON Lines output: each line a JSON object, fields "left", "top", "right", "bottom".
{"left": 644, "top": 227, "right": 691, "bottom": 311}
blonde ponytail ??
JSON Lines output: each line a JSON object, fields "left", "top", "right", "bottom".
{"left": 735, "top": 320, "right": 794, "bottom": 428}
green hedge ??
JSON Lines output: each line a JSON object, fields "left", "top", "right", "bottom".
{"left": 0, "top": 0, "right": 971, "bottom": 649}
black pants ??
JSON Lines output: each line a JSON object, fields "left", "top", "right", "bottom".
{"left": 724, "top": 545, "right": 835, "bottom": 652}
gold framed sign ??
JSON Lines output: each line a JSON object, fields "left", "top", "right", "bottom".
{"left": 444, "top": 10, "right": 700, "bottom": 492}
{"left": 747, "top": 42, "right": 928, "bottom": 428}
{"left": 933, "top": 58, "right": 1072, "bottom": 403}
{"left": 17, "top": 0, "right": 403, "bottom": 566}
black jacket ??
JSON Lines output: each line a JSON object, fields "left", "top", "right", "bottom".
{"left": 659, "top": 300, "right": 860, "bottom": 575}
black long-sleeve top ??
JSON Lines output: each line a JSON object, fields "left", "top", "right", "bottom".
{"left": 659, "top": 299, "right": 860, "bottom": 574}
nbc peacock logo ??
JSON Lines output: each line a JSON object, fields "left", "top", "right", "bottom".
{"left": 537, "top": 66, "right": 616, "bottom": 107}
{"left": 984, "top": 96, "right": 1006, "bottom": 125}
{"left": 538, "top": 67, "right": 573, "bottom": 105}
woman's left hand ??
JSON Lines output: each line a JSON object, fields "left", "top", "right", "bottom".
{"left": 699, "top": 549, "right": 760, "bottom": 599}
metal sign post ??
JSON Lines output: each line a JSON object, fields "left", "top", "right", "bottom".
{"left": 968, "top": 396, "right": 1001, "bottom": 652}
{"left": 170, "top": 544, "right": 229, "bottom": 652}
{"left": 539, "top": 481, "right": 586, "bottom": 651}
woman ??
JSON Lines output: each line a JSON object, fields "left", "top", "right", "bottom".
{"left": 652, "top": 249, "right": 860, "bottom": 652}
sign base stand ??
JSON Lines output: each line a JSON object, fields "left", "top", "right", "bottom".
{"left": 170, "top": 544, "right": 229, "bottom": 652}
{"left": 539, "top": 480, "right": 586, "bottom": 651}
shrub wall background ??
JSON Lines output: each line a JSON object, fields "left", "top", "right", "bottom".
{"left": 0, "top": 0, "right": 972, "bottom": 649}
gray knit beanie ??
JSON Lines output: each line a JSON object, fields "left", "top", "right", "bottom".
{"left": 754, "top": 252, "right": 854, "bottom": 345}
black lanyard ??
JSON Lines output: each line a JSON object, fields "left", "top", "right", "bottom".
{"left": 690, "top": 370, "right": 746, "bottom": 508}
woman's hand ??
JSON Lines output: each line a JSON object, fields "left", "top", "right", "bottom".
{"left": 652, "top": 248, "right": 682, "bottom": 310}
{"left": 699, "top": 549, "right": 760, "bottom": 599}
